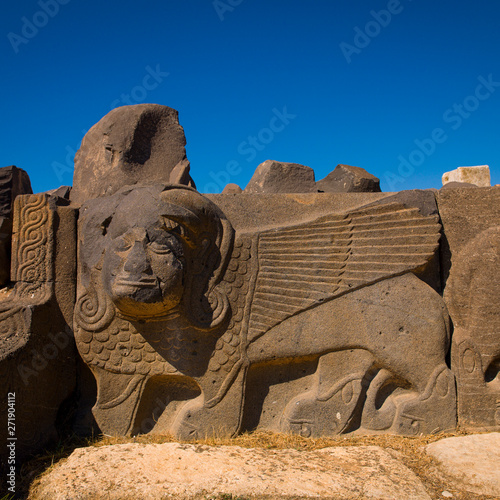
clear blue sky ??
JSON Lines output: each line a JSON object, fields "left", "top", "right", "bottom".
{"left": 2, "top": 0, "right": 499, "bottom": 194}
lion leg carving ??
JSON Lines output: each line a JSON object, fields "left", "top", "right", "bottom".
{"left": 170, "top": 367, "right": 247, "bottom": 440}
{"left": 91, "top": 366, "right": 147, "bottom": 436}
{"left": 280, "top": 351, "right": 374, "bottom": 437}
{"left": 387, "top": 365, "right": 456, "bottom": 435}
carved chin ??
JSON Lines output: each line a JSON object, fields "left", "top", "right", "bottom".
{"left": 110, "top": 282, "right": 183, "bottom": 319}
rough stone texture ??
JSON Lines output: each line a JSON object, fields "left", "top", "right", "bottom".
{"left": 0, "top": 194, "right": 77, "bottom": 470}
{"left": 316, "top": 164, "right": 381, "bottom": 193}
{"left": 426, "top": 433, "right": 500, "bottom": 497}
{"left": 46, "top": 185, "right": 72, "bottom": 199}
{"left": 358, "top": 189, "right": 441, "bottom": 293}
{"left": 30, "top": 443, "right": 431, "bottom": 500}
{"left": 440, "top": 181, "right": 478, "bottom": 190}
{"left": 0, "top": 166, "right": 33, "bottom": 217}
{"left": 244, "top": 160, "right": 316, "bottom": 193}
{"left": 442, "top": 165, "right": 491, "bottom": 187}
{"left": 0, "top": 166, "right": 33, "bottom": 286}
{"left": 221, "top": 183, "right": 242, "bottom": 194}
{"left": 71, "top": 104, "right": 195, "bottom": 205}
{"left": 74, "top": 186, "right": 455, "bottom": 439}
{"left": 438, "top": 187, "right": 500, "bottom": 431}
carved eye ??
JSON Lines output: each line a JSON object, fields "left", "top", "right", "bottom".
{"left": 148, "top": 242, "right": 172, "bottom": 255}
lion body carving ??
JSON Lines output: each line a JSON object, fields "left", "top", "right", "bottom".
{"left": 75, "top": 185, "right": 456, "bottom": 438}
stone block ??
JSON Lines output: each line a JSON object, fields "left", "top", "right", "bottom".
{"left": 74, "top": 186, "right": 455, "bottom": 439}
{"left": 0, "top": 165, "right": 32, "bottom": 218}
{"left": 0, "top": 166, "right": 33, "bottom": 287}
{"left": 0, "top": 194, "right": 77, "bottom": 469}
{"left": 71, "top": 104, "right": 195, "bottom": 205}
{"left": 438, "top": 186, "right": 500, "bottom": 430}
{"left": 316, "top": 164, "right": 381, "bottom": 193}
{"left": 221, "top": 183, "right": 242, "bottom": 194}
{"left": 442, "top": 165, "right": 491, "bottom": 187}
{"left": 243, "top": 160, "right": 316, "bottom": 193}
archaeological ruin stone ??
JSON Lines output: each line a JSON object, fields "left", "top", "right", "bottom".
{"left": 0, "top": 166, "right": 33, "bottom": 286}
{"left": 3, "top": 104, "right": 500, "bottom": 469}
{"left": 316, "top": 164, "right": 381, "bottom": 193}
{"left": 0, "top": 193, "right": 77, "bottom": 469}
{"left": 244, "top": 160, "right": 316, "bottom": 193}
{"left": 438, "top": 187, "right": 500, "bottom": 430}
{"left": 71, "top": 104, "right": 195, "bottom": 205}
{"left": 221, "top": 183, "right": 243, "bottom": 194}
{"left": 74, "top": 185, "right": 455, "bottom": 439}
{"left": 442, "top": 165, "right": 491, "bottom": 187}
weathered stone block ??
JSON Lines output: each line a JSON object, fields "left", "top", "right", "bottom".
{"left": 221, "top": 183, "right": 242, "bottom": 194}
{"left": 244, "top": 160, "right": 316, "bottom": 193}
{"left": 0, "top": 165, "right": 33, "bottom": 287}
{"left": 316, "top": 164, "right": 381, "bottom": 193}
{"left": 438, "top": 186, "right": 500, "bottom": 430}
{"left": 71, "top": 104, "right": 195, "bottom": 205}
{"left": 442, "top": 165, "right": 491, "bottom": 187}
{"left": 0, "top": 194, "right": 77, "bottom": 470}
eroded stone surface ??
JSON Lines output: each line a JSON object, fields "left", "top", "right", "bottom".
{"left": 221, "top": 183, "right": 242, "bottom": 194}
{"left": 30, "top": 443, "right": 431, "bottom": 500}
{"left": 0, "top": 165, "right": 33, "bottom": 285}
{"left": 74, "top": 186, "right": 455, "bottom": 440}
{"left": 244, "top": 160, "right": 316, "bottom": 193}
{"left": 71, "top": 104, "right": 195, "bottom": 205}
{"left": 442, "top": 165, "right": 491, "bottom": 187}
{"left": 0, "top": 194, "right": 77, "bottom": 468}
{"left": 426, "top": 433, "right": 500, "bottom": 497}
{"left": 438, "top": 187, "right": 500, "bottom": 430}
{"left": 316, "top": 164, "right": 381, "bottom": 193}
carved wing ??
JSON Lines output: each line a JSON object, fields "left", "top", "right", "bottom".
{"left": 247, "top": 202, "right": 441, "bottom": 343}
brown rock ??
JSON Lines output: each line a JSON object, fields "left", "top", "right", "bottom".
{"left": 46, "top": 185, "right": 72, "bottom": 199}
{"left": 0, "top": 165, "right": 33, "bottom": 217}
{"left": 440, "top": 181, "right": 478, "bottom": 190}
{"left": 0, "top": 194, "right": 77, "bottom": 468}
{"left": 221, "top": 183, "right": 242, "bottom": 194}
{"left": 244, "top": 160, "right": 316, "bottom": 193}
{"left": 31, "top": 443, "right": 431, "bottom": 499}
{"left": 317, "top": 164, "right": 381, "bottom": 193}
{"left": 438, "top": 186, "right": 500, "bottom": 430}
{"left": 71, "top": 104, "right": 195, "bottom": 205}
{"left": 0, "top": 166, "right": 33, "bottom": 286}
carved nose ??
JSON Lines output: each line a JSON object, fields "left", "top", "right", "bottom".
{"left": 123, "top": 241, "right": 152, "bottom": 275}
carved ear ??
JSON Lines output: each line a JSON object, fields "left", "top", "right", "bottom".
{"left": 184, "top": 214, "right": 234, "bottom": 330}
{"left": 205, "top": 217, "right": 235, "bottom": 329}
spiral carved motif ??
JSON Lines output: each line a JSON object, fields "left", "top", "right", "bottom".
{"left": 14, "top": 194, "right": 51, "bottom": 283}
{"left": 75, "top": 288, "right": 115, "bottom": 332}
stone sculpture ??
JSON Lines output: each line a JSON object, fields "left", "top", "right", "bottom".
{"left": 439, "top": 187, "right": 500, "bottom": 430}
{"left": 74, "top": 184, "right": 455, "bottom": 439}
{"left": 71, "top": 104, "right": 195, "bottom": 205}
{"left": 0, "top": 193, "right": 77, "bottom": 465}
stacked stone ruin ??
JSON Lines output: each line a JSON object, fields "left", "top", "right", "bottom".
{"left": 0, "top": 104, "right": 498, "bottom": 470}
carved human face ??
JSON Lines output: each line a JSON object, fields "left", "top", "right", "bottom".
{"left": 101, "top": 222, "right": 185, "bottom": 320}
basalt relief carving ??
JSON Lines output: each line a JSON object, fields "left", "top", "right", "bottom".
{"left": 438, "top": 187, "right": 500, "bottom": 431}
{"left": 75, "top": 184, "right": 456, "bottom": 439}
{"left": 447, "top": 227, "right": 500, "bottom": 430}
{"left": 0, "top": 194, "right": 77, "bottom": 466}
